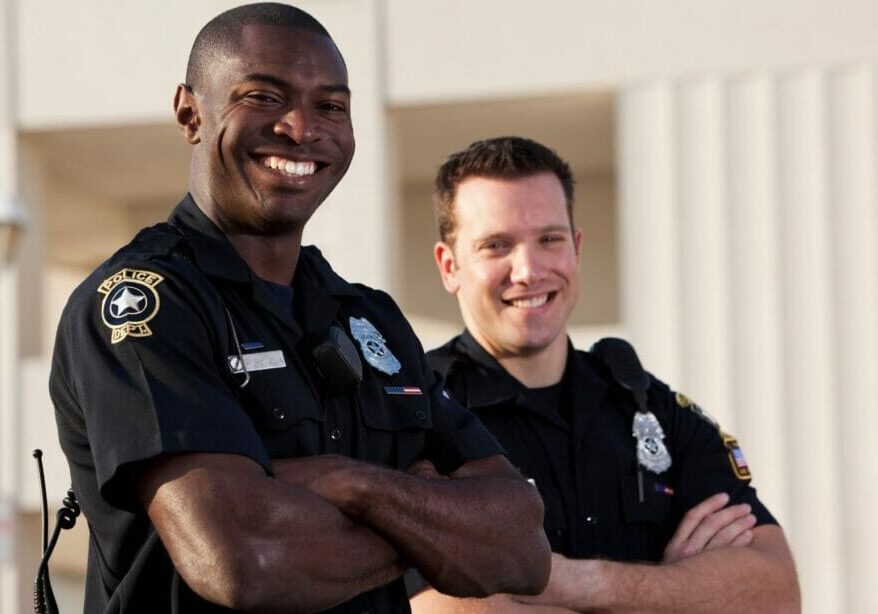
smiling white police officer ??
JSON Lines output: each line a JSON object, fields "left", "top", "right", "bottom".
{"left": 49, "top": 7, "right": 549, "bottom": 613}
{"left": 410, "top": 137, "right": 800, "bottom": 613}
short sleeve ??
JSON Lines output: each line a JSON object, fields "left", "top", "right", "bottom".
{"left": 50, "top": 259, "right": 271, "bottom": 511}
{"left": 422, "top": 372, "right": 505, "bottom": 474}
{"left": 662, "top": 386, "right": 777, "bottom": 526}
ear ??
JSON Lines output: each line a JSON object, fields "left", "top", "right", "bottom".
{"left": 174, "top": 84, "right": 201, "bottom": 145}
{"left": 573, "top": 227, "right": 583, "bottom": 257}
{"left": 434, "top": 241, "right": 460, "bottom": 295}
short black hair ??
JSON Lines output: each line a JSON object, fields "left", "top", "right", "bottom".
{"left": 186, "top": 2, "right": 334, "bottom": 91}
{"left": 433, "top": 136, "right": 576, "bottom": 244}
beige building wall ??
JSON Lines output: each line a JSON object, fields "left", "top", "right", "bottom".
{"left": 1, "top": 1, "right": 877, "bottom": 612}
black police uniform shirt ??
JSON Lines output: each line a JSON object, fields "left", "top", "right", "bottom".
{"left": 427, "top": 330, "right": 777, "bottom": 561}
{"left": 49, "top": 195, "right": 503, "bottom": 614}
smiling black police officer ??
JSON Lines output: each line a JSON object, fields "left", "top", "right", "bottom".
{"left": 410, "top": 137, "right": 800, "bottom": 613}
{"left": 49, "top": 6, "right": 549, "bottom": 613}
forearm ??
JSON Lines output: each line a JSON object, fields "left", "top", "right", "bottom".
{"left": 411, "top": 587, "right": 578, "bottom": 614}
{"left": 288, "top": 455, "right": 550, "bottom": 597}
{"left": 519, "top": 527, "right": 799, "bottom": 613}
{"left": 140, "top": 453, "right": 403, "bottom": 613}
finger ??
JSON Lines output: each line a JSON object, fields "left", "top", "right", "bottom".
{"left": 664, "top": 503, "right": 751, "bottom": 561}
{"left": 704, "top": 513, "right": 757, "bottom": 550}
{"left": 684, "top": 503, "right": 752, "bottom": 552}
{"left": 667, "top": 492, "right": 730, "bottom": 548}
{"left": 729, "top": 529, "right": 755, "bottom": 547}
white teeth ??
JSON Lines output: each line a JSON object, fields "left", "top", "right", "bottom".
{"left": 510, "top": 295, "right": 549, "bottom": 309}
{"left": 261, "top": 156, "right": 317, "bottom": 177}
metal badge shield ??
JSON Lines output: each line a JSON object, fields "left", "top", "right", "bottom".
{"left": 349, "top": 316, "right": 401, "bottom": 375}
{"left": 632, "top": 411, "right": 672, "bottom": 474}
{"left": 98, "top": 268, "right": 165, "bottom": 344}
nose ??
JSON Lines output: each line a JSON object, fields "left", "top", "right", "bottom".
{"left": 509, "top": 245, "right": 546, "bottom": 285}
{"left": 273, "top": 108, "right": 317, "bottom": 144}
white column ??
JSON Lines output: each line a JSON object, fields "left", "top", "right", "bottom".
{"left": 617, "top": 83, "right": 681, "bottom": 380}
{"left": 301, "top": 0, "right": 395, "bottom": 292}
{"left": 776, "top": 70, "right": 842, "bottom": 613}
{"left": 0, "top": 0, "right": 20, "bottom": 611}
{"left": 828, "top": 66, "right": 878, "bottom": 614}
{"left": 725, "top": 74, "right": 788, "bottom": 523}
{"left": 675, "top": 78, "right": 732, "bottom": 426}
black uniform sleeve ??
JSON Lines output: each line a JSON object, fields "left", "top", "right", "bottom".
{"left": 659, "top": 384, "right": 777, "bottom": 526}
{"left": 422, "top": 372, "right": 505, "bottom": 475}
{"left": 51, "top": 258, "right": 271, "bottom": 511}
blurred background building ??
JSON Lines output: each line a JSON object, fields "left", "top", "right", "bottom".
{"left": 1, "top": 0, "right": 877, "bottom": 612}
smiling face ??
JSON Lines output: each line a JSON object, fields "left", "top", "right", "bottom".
{"left": 176, "top": 24, "right": 354, "bottom": 236}
{"left": 435, "top": 173, "right": 582, "bottom": 362}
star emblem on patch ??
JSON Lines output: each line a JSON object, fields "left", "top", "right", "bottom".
{"left": 98, "top": 268, "right": 164, "bottom": 344}
{"left": 109, "top": 286, "right": 148, "bottom": 318}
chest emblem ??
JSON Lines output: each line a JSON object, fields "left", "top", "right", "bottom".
{"left": 349, "top": 317, "right": 401, "bottom": 375}
{"left": 632, "top": 411, "right": 672, "bottom": 474}
{"left": 98, "top": 268, "right": 164, "bottom": 344}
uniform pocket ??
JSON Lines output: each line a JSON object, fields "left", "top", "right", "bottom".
{"left": 619, "top": 472, "right": 674, "bottom": 525}
{"left": 358, "top": 384, "right": 433, "bottom": 469}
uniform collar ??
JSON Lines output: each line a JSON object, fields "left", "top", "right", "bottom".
{"left": 452, "top": 329, "right": 522, "bottom": 407}
{"left": 168, "top": 194, "right": 252, "bottom": 283}
{"left": 168, "top": 194, "right": 362, "bottom": 332}
{"left": 451, "top": 329, "right": 607, "bottom": 427}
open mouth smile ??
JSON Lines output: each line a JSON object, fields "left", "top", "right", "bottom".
{"left": 259, "top": 155, "right": 327, "bottom": 178}
{"left": 503, "top": 292, "right": 556, "bottom": 309}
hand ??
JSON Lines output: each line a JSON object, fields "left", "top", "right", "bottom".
{"left": 663, "top": 492, "right": 756, "bottom": 563}
{"left": 408, "top": 459, "right": 450, "bottom": 480}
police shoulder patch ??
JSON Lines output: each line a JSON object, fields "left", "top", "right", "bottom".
{"left": 722, "top": 432, "right": 752, "bottom": 481}
{"left": 98, "top": 268, "right": 164, "bottom": 344}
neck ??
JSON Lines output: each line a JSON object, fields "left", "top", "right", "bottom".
{"left": 489, "top": 336, "right": 569, "bottom": 389}
{"left": 225, "top": 231, "right": 302, "bottom": 285}
{"left": 189, "top": 185, "right": 304, "bottom": 285}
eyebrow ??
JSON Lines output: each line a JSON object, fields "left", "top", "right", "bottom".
{"left": 241, "top": 73, "right": 351, "bottom": 95}
{"left": 473, "top": 225, "right": 571, "bottom": 242}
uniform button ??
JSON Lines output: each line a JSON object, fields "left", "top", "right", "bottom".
{"left": 554, "top": 528, "right": 564, "bottom": 537}
{"left": 272, "top": 407, "right": 285, "bottom": 420}
{"left": 329, "top": 427, "right": 342, "bottom": 441}
{"left": 585, "top": 516, "right": 598, "bottom": 526}
{"left": 415, "top": 410, "right": 427, "bottom": 421}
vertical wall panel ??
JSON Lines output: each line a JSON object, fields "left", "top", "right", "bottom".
{"left": 618, "top": 83, "right": 681, "bottom": 382}
{"left": 828, "top": 66, "right": 878, "bottom": 614}
{"left": 776, "top": 70, "right": 842, "bottom": 612}
{"left": 726, "top": 75, "right": 788, "bottom": 524}
{"left": 619, "top": 65, "right": 878, "bottom": 613}
{"left": 676, "top": 78, "right": 732, "bottom": 427}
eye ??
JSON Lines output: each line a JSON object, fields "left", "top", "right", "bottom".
{"left": 243, "top": 91, "right": 282, "bottom": 106}
{"left": 317, "top": 100, "right": 350, "bottom": 117}
{"left": 540, "top": 233, "right": 567, "bottom": 245}
{"left": 480, "top": 240, "right": 509, "bottom": 253}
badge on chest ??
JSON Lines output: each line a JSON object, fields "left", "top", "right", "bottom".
{"left": 632, "top": 411, "right": 672, "bottom": 474}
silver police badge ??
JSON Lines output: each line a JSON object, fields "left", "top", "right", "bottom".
{"left": 632, "top": 411, "right": 672, "bottom": 474}
{"left": 349, "top": 316, "right": 401, "bottom": 375}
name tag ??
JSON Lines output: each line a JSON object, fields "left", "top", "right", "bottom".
{"left": 228, "top": 350, "right": 286, "bottom": 374}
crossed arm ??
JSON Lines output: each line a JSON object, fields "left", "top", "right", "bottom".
{"left": 137, "top": 452, "right": 550, "bottom": 613}
{"left": 411, "top": 493, "right": 800, "bottom": 613}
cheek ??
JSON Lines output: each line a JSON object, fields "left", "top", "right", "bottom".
{"left": 468, "top": 264, "right": 505, "bottom": 295}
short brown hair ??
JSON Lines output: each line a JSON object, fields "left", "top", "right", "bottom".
{"left": 433, "top": 136, "right": 575, "bottom": 244}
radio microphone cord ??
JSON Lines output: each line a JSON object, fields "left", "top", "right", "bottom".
{"left": 33, "top": 449, "right": 80, "bottom": 614}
